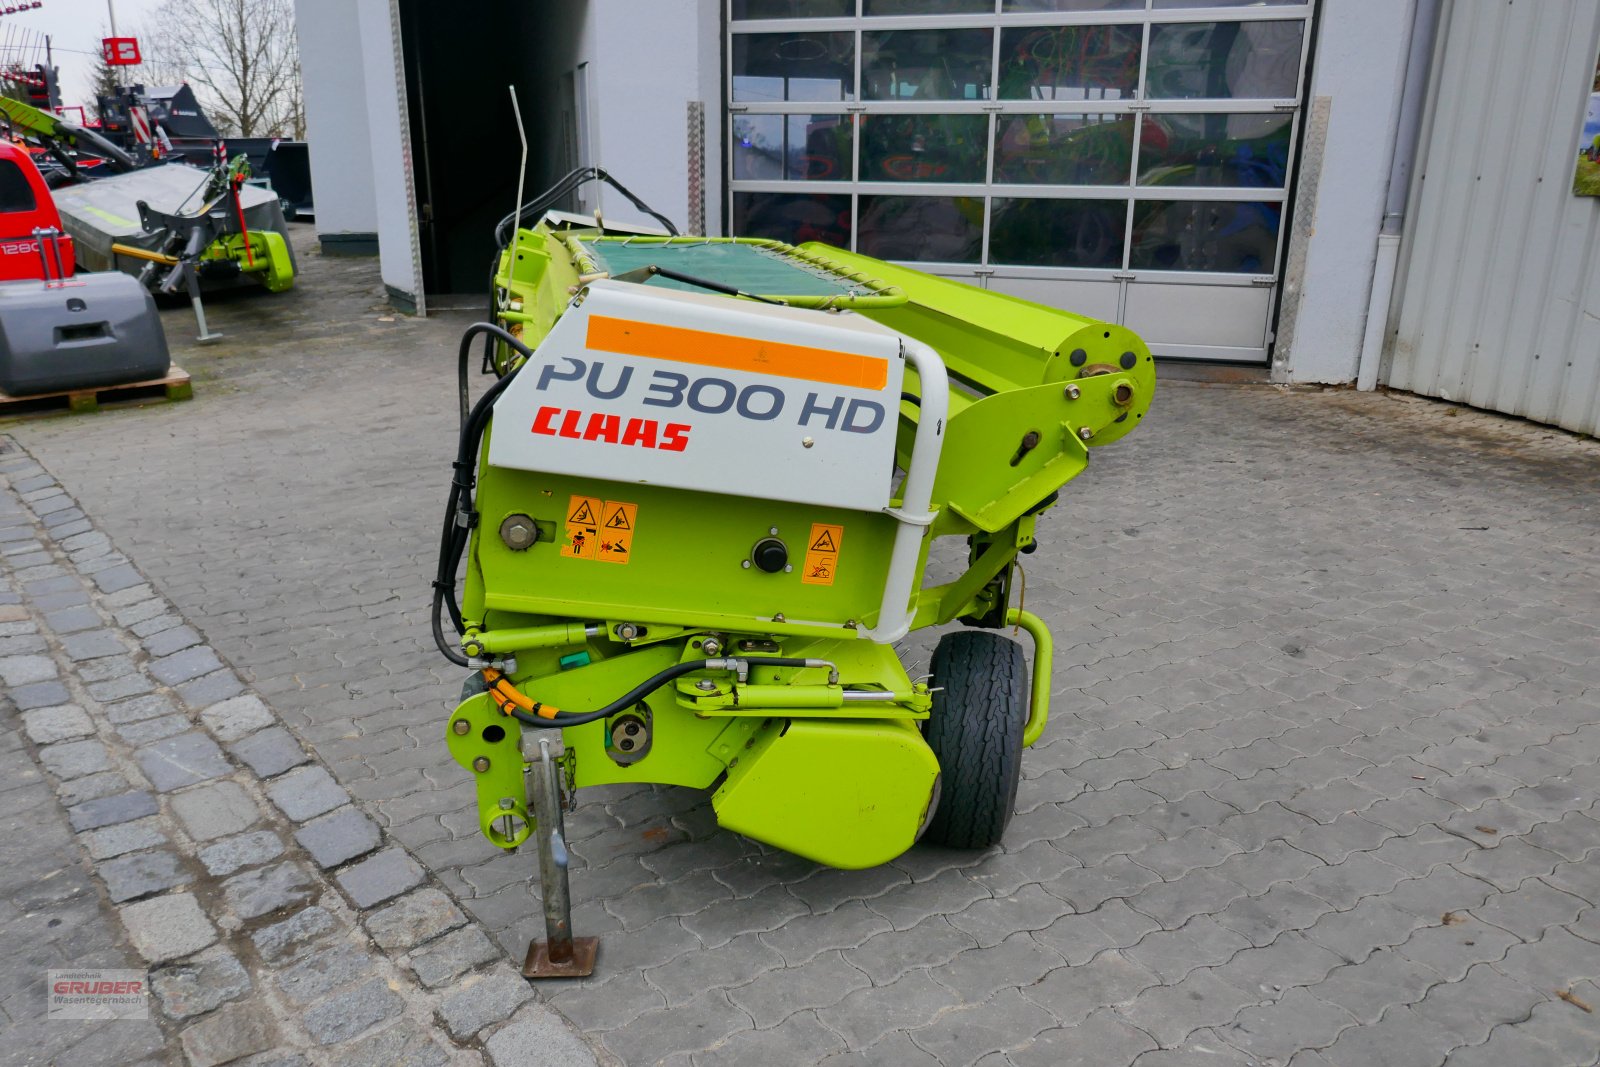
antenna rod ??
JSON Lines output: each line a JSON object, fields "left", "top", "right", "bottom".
{"left": 508, "top": 85, "right": 529, "bottom": 264}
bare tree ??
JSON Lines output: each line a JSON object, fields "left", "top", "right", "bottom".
{"left": 143, "top": 0, "right": 302, "bottom": 137}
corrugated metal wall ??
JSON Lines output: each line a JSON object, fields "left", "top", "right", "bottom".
{"left": 1387, "top": 0, "right": 1600, "bottom": 437}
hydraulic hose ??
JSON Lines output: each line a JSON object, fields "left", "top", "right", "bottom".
{"left": 456, "top": 322, "right": 530, "bottom": 432}
{"left": 492, "top": 166, "right": 680, "bottom": 249}
{"left": 439, "top": 166, "right": 678, "bottom": 665}
{"left": 482, "top": 169, "right": 678, "bottom": 379}
{"left": 433, "top": 324, "right": 536, "bottom": 666}
{"left": 485, "top": 658, "right": 823, "bottom": 729}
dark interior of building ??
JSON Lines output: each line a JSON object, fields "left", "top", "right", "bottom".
{"left": 397, "top": 0, "right": 552, "bottom": 296}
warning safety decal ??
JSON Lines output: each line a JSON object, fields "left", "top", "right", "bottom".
{"left": 801, "top": 523, "right": 843, "bottom": 586}
{"left": 598, "top": 501, "right": 637, "bottom": 565}
{"left": 561, "top": 495, "right": 638, "bottom": 564}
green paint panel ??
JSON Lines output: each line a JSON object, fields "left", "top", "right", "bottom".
{"left": 445, "top": 693, "right": 531, "bottom": 848}
{"left": 713, "top": 717, "right": 939, "bottom": 869}
{"left": 471, "top": 467, "right": 901, "bottom": 635}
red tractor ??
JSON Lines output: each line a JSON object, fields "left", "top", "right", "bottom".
{"left": 0, "top": 140, "right": 169, "bottom": 397}
{"left": 0, "top": 141, "right": 75, "bottom": 281}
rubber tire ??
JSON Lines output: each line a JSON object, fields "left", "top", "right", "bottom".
{"left": 921, "top": 630, "right": 1027, "bottom": 849}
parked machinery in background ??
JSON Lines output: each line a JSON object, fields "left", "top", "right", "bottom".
{"left": 0, "top": 94, "right": 297, "bottom": 341}
{"left": 0, "top": 141, "right": 169, "bottom": 397}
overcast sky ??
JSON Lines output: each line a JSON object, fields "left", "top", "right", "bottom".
{"left": 1, "top": 0, "right": 166, "bottom": 109}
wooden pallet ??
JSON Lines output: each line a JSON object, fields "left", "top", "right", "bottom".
{"left": 0, "top": 364, "right": 192, "bottom": 416}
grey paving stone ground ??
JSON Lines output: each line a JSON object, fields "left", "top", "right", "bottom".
{"left": 8, "top": 232, "right": 1600, "bottom": 1065}
{"left": 0, "top": 246, "right": 603, "bottom": 1066}
{"left": 0, "top": 630, "right": 174, "bottom": 1064}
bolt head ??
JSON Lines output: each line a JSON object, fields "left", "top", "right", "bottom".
{"left": 701, "top": 638, "right": 723, "bottom": 656}
{"left": 472, "top": 756, "right": 490, "bottom": 773}
{"left": 801, "top": 437, "right": 814, "bottom": 449}
{"left": 498, "top": 513, "right": 539, "bottom": 551}
{"left": 1065, "top": 384, "right": 1081, "bottom": 400}
{"left": 452, "top": 719, "right": 471, "bottom": 735}
{"left": 694, "top": 679, "right": 718, "bottom": 692}
{"left": 1078, "top": 426, "right": 1094, "bottom": 441}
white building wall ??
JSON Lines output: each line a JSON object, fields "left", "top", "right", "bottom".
{"left": 583, "top": 0, "right": 724, "bottom": 234}
{"left": 291, "top": 0, "right": 421, "bottom": 308}
{"left": 292, "top": 0, "right": 377, "bottom": 242}
{"left": 1386, "top": 0, "right": 1600, "bottom": 437}
{"left": 355, "top": 0, "right": 424, "bottom": 312}
{"left": 1276, "top": 0, "right": 1420, "bottom": 384}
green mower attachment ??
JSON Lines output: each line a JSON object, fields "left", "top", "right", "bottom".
{"left": 436, "top": 212, "right": 1153, "bottom": 974}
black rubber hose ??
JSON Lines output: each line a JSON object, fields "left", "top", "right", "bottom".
{"left": 433, "top": 325, "right": 535, "bottom": 664}
{"left": 457, "top": 322, "right": 532, "bottom": 431}
{"left": 492, "top": 166, "right": 680, "bottom": 248}
{"left": 478, "top": 172, "right": 600, "bottom": 380}
{"left": 503, "top": 658, "right": 821, "bottom": 729}
{"left": 433, "top": 588, "right": 469, "bottom": 667}
{"left": 480, "top": 168, "right": 678, "bottom": 381}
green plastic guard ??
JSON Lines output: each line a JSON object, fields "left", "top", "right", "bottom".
{"left": 446, "top": 693, "right": 532, "bottom": 848}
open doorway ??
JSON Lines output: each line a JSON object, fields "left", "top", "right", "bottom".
{"left": 397, "top": 1, "right": 565, "bottom": 296}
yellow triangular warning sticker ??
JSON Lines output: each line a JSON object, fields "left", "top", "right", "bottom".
{"left": 569, "top": 500, "right": 597, "bottom": 525}
{"left": 605, "top": 509, "right": 631, "bottom": 530}
{"left": 810, "top": 530, "right": 837, "bottom": 552}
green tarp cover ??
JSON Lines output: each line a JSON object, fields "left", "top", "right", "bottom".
{"left": 575, "top": 239, "right": 863, "bottom": 298}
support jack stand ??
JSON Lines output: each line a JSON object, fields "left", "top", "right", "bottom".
{"left": 522, "top": 739, "right": 598, "bottom": 978}
{"left": 189, "top": 289, "right": 223, "bottom": 345}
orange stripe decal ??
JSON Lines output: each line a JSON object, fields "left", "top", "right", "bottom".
{"left": 586, "top": 315, "right": 889, "bottom": 391}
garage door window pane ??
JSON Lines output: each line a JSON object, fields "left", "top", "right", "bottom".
{"left": 858, "top": 195, "right": 984, "bottom": 262}
{"left": 734, "top": 114, "right": 854, "bottom": 181}
{"left": 732, "top": 0, "right": 852, "bottom": 18}
{"left": 990, "top": 198, "right": 1126, "bottom": 268}
{"left": 1130, "top": 199, "right": 1279, "bottom": 272}
{"left": 1004, "top": 0, "right": 1142, "bottom": 11}
{"left": 733, "top": 33, "right": 857, "bottom": 102}
{"left": 1137, "top": 113, "right": 1291, "bottom": 188}
{"left": 865, "top": 0, "right": 991, "bottom": 13}
{"left": 1153, "top": 0, "right": 1299, "bottom": 6}
{"left": 860, "top": 114, "right": 987, "bottom": 183}
{"left": 1145, "top": 21, "right": 1304, "bottom": 99}
{"left": 863, "top": 29, "right": 995, "bottom": 100}
{"left": 994, "top": 113, "right": 1133, "bottom": 184}
{"left": 998, "top": 25, "right": 1141, "bottom": 99}
{"left": 734, "top": 192, "right": 853, "bottom": 248}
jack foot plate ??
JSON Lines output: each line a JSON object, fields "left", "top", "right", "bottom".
{"left": 522, "top": 936, "right": 599, "bottom": 978}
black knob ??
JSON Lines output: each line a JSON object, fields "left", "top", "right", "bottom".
{"left": 751, "top": 538, "right": 788, "bottom": 573}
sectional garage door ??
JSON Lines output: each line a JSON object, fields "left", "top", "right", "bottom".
{"left": 728, "top": 0, "right": 1316, "bottom": 362}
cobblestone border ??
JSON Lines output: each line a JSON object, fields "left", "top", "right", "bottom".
{"left": 0, "top": 438, "right": 602, "bottom": 1066}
